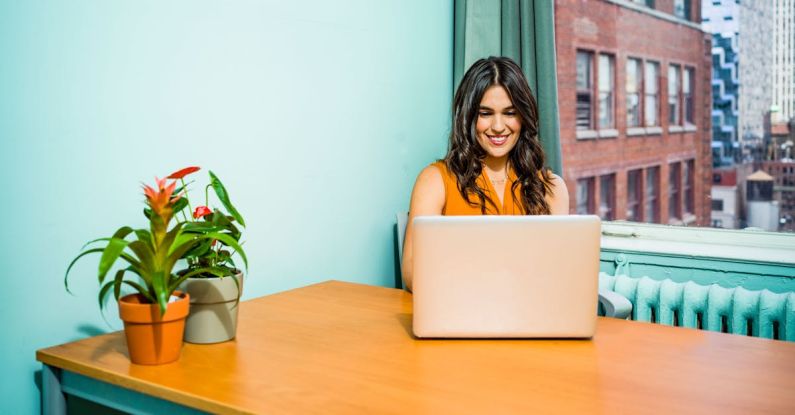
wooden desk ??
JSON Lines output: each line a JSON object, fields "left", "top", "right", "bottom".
{"left": 38, "top": 281, "right": 795, "bottom": 414}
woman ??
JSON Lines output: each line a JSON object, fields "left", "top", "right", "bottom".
{"left": 402, "top": 56, "right": 569, "bottom": 291}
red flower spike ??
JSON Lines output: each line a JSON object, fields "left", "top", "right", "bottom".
{"left": 193, "top": 205, "right": 212, "bottom": 219}
{"left": 167, "top": 166, "right": 201, "bottom": 180}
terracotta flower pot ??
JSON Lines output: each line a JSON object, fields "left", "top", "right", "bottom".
{"left": 118, "top": 291, "right": 190, "bottom": 365}
{"left": 181, "top": 273, "right": 243, "bottom": 344}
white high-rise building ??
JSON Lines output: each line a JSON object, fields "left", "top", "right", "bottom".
{"left": 738, "top": 2, "right": 772, "bottom": 141}
{"left": 772, "top": 0, "right": 795, "bottom": 123}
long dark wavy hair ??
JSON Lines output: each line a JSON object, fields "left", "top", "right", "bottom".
{"left": 445, "top": 56, "right": 553, "bottom": 214}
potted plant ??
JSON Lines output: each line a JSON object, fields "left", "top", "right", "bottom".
{"left": 165, "top": 166, "right": 248, "bottom": 344}
{"left": 64, "top": 177, "right": 225, "bottom": 364}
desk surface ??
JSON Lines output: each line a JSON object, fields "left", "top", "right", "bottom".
{"left": 38, "top": 280, "right": 795, "bottom": 414}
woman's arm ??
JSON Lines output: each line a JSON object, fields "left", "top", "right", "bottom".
{"left": 402, "top": 165, "right": 445, "bottom": 292}
{"left": 547, "top": 173, "right": 570, "bottom": 215}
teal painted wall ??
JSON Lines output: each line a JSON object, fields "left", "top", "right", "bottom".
{"left": 0, "top": 1, "right": 452, "bottom": 413}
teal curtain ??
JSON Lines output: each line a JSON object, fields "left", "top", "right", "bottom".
{"left": 453, "top": 0, "right": 562, "bottom": 174}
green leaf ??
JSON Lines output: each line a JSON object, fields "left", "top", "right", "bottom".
{"left": 134, "top": 229, "right": 153, "bottom": 248}
{"left": 81, "top": 237, "right": 111, "bottom": 250}
{"left": 172, "top": 197, "right": 189, "bottom": 216}
{"left": 156, "top": 222, "right": 185, "bottom": 265}
{"left": 98, "top": 237, "right": 131, "bottom": 285}
{"left": 167, "top": 266, "right": 227, "bottom": 293}
{"left": 204, "top": 232, "right": 248, "bottom": 271}
{"left": 152, "top": 270, "right": 168, "bottom": 316}
{"left": 65, "top": 247, "right": 105, "bottom": 294}
{"left": 127, "top": 240, "right": 155, "bottom": 275}
{"left": 122, "top": 280, "right": 155, "bottom": 303}
{"left": 209, "top": 170, "right": 245, "bottom": 227}
{"left": 143, "top": 207, "right": 153, "bottom": 220}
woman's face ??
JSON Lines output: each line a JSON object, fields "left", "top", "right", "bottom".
{"left": 475, "top": 85, "right": 521, "bottom": 162}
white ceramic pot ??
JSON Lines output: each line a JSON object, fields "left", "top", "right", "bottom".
{"left": 180, "top": 272, "right": 243, "bottom": 344}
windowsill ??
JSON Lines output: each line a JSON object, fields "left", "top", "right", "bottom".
{"left": 644, "top": 126, "right": 663, "bottom": 135}
{"left": 600, "top": 221, "right": 795, "bottom": 265}
{"left": 598, "top": 129, "right": 619, "bottom": 138}
{"left": 668, "top": 125, "right": 684, "bottom": 134}
{"left": 682, "top": 213, "right": 696, "bottom": 225}
{"left": 627, "top": 127, "right": 646, "bottom": 136}
{"left": 684, "top": 124, "right": 697, "bottom": 132}
{"left": 576, "top": 130, "right": 598, "bottom": 140}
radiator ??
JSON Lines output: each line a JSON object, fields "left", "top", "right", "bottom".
{"left": 599, "top": 273, "right": 795, "bottom": 342}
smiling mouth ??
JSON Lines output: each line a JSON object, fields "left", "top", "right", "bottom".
{"left": 488, "top": 134, "right": 508, "bottom": 146}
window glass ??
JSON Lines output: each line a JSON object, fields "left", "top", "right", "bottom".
{"left": 669, "top": 162, "right": 681, "bottom": 221}
{"left": 599, "top": 174, "right": 616, "bottom": 220}
{"left": 645, "top": 166, "right": 659, "bottom": 223}
{"left": 598, "top": 54, "right": 615, "bottom": 129}
{"left": 626, "top": 58, "right": 642, "bottom": 127}
{"left": 668, "top": 65, "right": 681, "bottom": 126}
{"left": 644, "top": 62, "right": 659, "bottom": 126}
{"left": 576, "top": 177, "right": 594, "bottom": 214}
{"left": 576, "top": 51, "right": 594, "bottom": 130}
{"left": 684, "top": 159, "right": 695, "bottom": 214}
{"left": 684, "top": 67, "right": 695, "bottom": 124}
{"left": 627, "top": 169, "right": 643, "bottom": 221}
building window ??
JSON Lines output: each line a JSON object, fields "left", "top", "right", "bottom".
{"left": 684, "top": 159, "right": 695, "bottom": 214}
{"left": 576, "top": 177, "right": 595, "bottom": 214}
{"left": 645, "top": 166, "right": 660, "bottom": 223}
{"left": 632, "top": 0, "right": 655, "bottom": 6}
{"left": 627, "top": 58, "right": 643, "bottom": 128}
{"left": 576, "top": 51, "right": 594, "bottom": 130}
{"left": 711, "top": 199, "right": 724, "bottom": 211}
{"left": 644, "top": 62, "right": 659, "bottom": 127}
{"left": 668, "top": 65, "right": 681, "bottom": 126}
{"left": 598, "top": 54, "right": 615, "bottom": 129}
{"left": 669, "top": 162, "right": 681, "bottom": 221}
{"left": 684, "top": 67, "right": 695, "bottom": 125}
{"left": 627, "top": 169, "right": 643, "bottom": 221}
{"left": 674, "top": 0, "right": 691, "bottom": 21}
{"left": 599, "top": 174, "right": 616, "bottom": 220}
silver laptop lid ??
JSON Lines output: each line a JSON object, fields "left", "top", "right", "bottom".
{"left": 412, "top": 215, "right": 600, "bottom": 338}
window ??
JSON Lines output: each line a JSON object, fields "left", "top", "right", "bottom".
{"left": 627, "top": 169, "right": 643, "bottom": 221}
{"left": 684, "top": 160, "right": 694, "bottom": 214}
{"left": 668, "top": 65, "right": 681, "bottom": 126}
{"left": 599, "top": 174, "right": 616, "bottom": 220}
{"left": 598, "top": 54, "right": 615, "bottom": 129}
{"left": 576, "top": 177, "right": 595, "bottom": 214}
{"left": 576, "top": 51, "right": 594, "bottom": 130}
{"left": 711, "top": 199, "right": 724, "bottom": 211}
{"left": 684, "top": 67, "right": 695, "bottom": 125}
{"left": 674, "top": 0, "right": 691, "bottom": 21}
{"left": 645, "top": 166, "right": 660, "bottom": 222}
{"left": 626, "top": 58, "right": 643, "bottom": 127}
{"left": 644, "top": 62, "right": 659, "bottom": 126}
{"left": 669, "top": 162, "right": 681, "bottom": 221}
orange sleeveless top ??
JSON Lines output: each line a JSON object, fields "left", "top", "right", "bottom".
{"left": 432, "top": 161, "right": 526, "bottom": 215}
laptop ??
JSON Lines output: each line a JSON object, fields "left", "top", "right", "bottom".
{"left": 411, "top": 215, "right": 600, "bottom": 338}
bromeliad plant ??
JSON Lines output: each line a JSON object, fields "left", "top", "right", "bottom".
{"left": 163, "top": 166, "right": 247, "bottom": 281}
{"left": 65, "top": 173, "right": 246, "bottom": 315}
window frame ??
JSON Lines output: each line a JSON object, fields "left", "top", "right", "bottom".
{"left": 576, "top": 50, "right": 595, "bottom": 131}
{"left": 683, "top": 159, "right": 695, "bottom": 215}
{"left": 626, "top": 57, "right": 644, "bottom": 128}
{"left": 644, "top": 61, "right": 660, "bottom": 128}
{"left": 598, "top": 53, "right": 616, "bottom": 130}
{"left": 668, "top": 161, "right": 682, "bottom": 221}
{"left": 576, "top": 177, "right": 596, "bottom": 214}
{"left": 645, "top": 166, "right": 660, "bottom": 223}
{"left": 599, "top": 173, "right": 616, "bottom": 221}
{"left": 627, "top": 169, "right": 644, "bottom": 222}
{"left": 683, "top": 66, "right": 695, "bottom": 126}
{"left": 668, "top": 64, "right": 682, "bottom": 127}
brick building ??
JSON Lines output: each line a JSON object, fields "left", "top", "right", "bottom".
{"left": 555, "top": 0, "right": 713, "bottom": 226}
